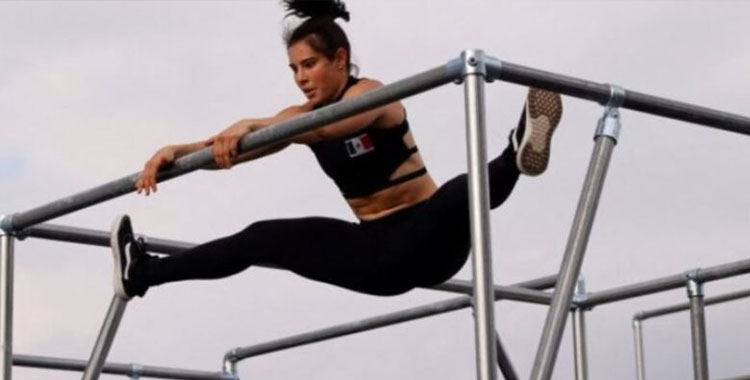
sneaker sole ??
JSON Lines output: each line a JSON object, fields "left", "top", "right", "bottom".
{"left": 111, "top": 214, "right": 133, "bottom": 301}
{"left": 517, "top": 88, "right": 563, "bottom": 176}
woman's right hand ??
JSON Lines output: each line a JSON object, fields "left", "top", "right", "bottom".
{"left": 135, "top": 146, "right": 176, "bottom": 196}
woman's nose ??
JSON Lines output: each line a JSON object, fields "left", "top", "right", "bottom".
{"left": 296, "top": 70, "right": 308, "bottom": 85}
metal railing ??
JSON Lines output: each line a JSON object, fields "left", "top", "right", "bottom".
{"left": 633, "top": 289, "right": 750, "bottom": 380}
{"left": 1, "top": 48, "right": 749, "bottom": 380}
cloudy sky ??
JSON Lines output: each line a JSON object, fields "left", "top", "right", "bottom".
{"left": 1, "top": 1, "right": 749, "bottom": 379}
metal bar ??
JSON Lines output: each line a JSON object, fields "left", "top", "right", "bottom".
{"left": 22, "top": 222, "right": 553, "bottom": 302}
{"left": 231, "top": 296, "right": 473, "bottom": 360}
{"left": 485, "top": 58, "right": 750, "bottom": 135}
{"left": 432, "top": 280, "right": 552, "bottom": 305}
{"left": 81, "top": 296, "right": 129, "bottom": 380}
{"left": 462, "top": 49, "right": 497, "bottom": 380}
{"left": 632, "top": 288, "right": 750, "bottom": 379}
{"left": 434, "top": 276, "right": 556, "bottom": 293}
{"left": 226, "top": 271, "right": 553, "bottom": 366}
{"left": 582, "top": 259, "right": 750, "bottom": 308}
{"left": 530, "top": 109, "right": 620, "bottom": 380}
{"left": 7, "top": 60, "right": 463, "bottom": 232}
{"left": 571, "top": 308, "right": 588, "bottom": 380}
{"left": 633, "top": 319, "right": 645, "bottom": 380}
{"left": 637, "top": 289, "right": 750, "bottom": 321}
{"left": 720, "top": 375, "right": 750, "bottom": 380}
{"left": 687, "top": 279, "right": 709, "bottom": 380}
{"left": 495, "top": 332, "right": 519, "bottom": 380}
{"left": 0, "top": 228, "right": 14, "bottom": 380}
{"left": 13, "top": 354, "right": 230, "bottom": 380}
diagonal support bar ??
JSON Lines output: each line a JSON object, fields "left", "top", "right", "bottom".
{"left": 81, "top": 295, "right": 129, "bottom": 380}
{"left": 495, "top": 332, "right": 519, "bottom": 380}
{"left": 530, "top": 91, "right": 623, "bottom": 380}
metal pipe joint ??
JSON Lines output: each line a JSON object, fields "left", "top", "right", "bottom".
{"left": 595, "top": 85, "right": 626, "bottom": 142}
{"left": 685, "top": 269, "right": 704, "bottom": 298}
{"left": 0, "top": 215, "right": 14, "bottom": 236}
{"left": 222, "top": 349, "right": 239, "bottom": 379}
{"left": 632, "top": 312, "right": 645, "bottom": 325}
{"left": 458, "top": 49, "right": 487, "bottom": 80}
{"left": 572, "top": 275, "right": 589, "bottom": 308}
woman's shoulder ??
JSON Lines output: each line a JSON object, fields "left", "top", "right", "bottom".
{"left": 343, "top": 77, "right": 383, "bottom": 98}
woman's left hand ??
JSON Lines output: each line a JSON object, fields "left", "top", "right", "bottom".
{"left": 211, "top": 119, "right": 255, "bottom": 169}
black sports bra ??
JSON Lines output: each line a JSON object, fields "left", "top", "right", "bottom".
{"left": 309, "top": 76, "right": 427, "bottom": 199}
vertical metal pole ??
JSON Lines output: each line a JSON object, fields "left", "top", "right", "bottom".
{"left": 81, "top": 295, "right": 128, "bottom": 380}
{"left": 495, "top": 332, "right": 519, "bottom": 380}
{"left": 571, "top": 309, "right": 588, "bottom": 380}
{"left": 530, "top": 86, "right": 625, "bottom": 380}
{"left": 633, "top": 317, "right": 646, "bottom": 380}
{"left": 461, "top": 49, "right": 497, "bottom": 380}
{"left": 0, "top": 216, "right": 14, "bottom": 380}
{"left": 687, "top": 277, "right": 709, "bottom": 380}
{"left": 571, "top": 276, "right": 588, "bottom": 380}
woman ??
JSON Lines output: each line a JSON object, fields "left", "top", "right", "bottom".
{"left": 110, "top": 0, "right": 562, "bottom": 300}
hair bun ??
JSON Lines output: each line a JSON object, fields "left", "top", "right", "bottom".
{"left": 282, "top": 0, "right": 350, "bottom": 22}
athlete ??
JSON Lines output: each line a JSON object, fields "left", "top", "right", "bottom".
{"left": 110, "top": 0, "right": 563, "bottom": 300}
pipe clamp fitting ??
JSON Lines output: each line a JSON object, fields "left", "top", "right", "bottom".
{"left": 460, "top": 49, "right": 487, "bottom": 78}
{"left": 0, "top": 214, "right": 13, "bottom": 236}
{"left": 685, "top": 269, "right": 704, "bottom": 297}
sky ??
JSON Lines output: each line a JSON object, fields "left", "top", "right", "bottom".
{"left": 1, "top": 1, "right": 750, "bottom": 379}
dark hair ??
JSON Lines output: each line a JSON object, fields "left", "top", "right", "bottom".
{"left": 281, "top": 0, "right": 354, "bottom": 73}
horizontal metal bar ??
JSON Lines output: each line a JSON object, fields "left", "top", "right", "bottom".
{"left": 485, "top": 59, "right": 750, "bottom": 136}
{"left": 13, "top": 354, "right": 230, "bottom": 380}
{"left": 231, "top": 296, "right": 473, "bottom": 360}
{"left": 21, "top": 222, "right": 554, "bottom": 301}
{"left": 229, "top": 275, "right": 549, "bottom": 363}
{"left": 7, "top": 59, "right": 463, "bottom": 232}
{"left": 505, "top": 274, "right": 558, "bottom": 291}
{"left": 431, "top": 278, "right": 552, "bottom": 305}
{"left": 719, "top": 375, "right": 750, "bottom": 380}
{"left": 581, "top": 259, "right": 750, "bottom": 308}
{"left": 635, "top": 289, "right": 750, "bottom": 321}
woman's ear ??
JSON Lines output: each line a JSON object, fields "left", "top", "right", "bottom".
{"left": 335, "top": 47, "right": 348, "bottom": 70}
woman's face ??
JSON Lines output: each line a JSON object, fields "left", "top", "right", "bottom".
{"left": 287, "top": 40, "right": 347, "bottom": 106}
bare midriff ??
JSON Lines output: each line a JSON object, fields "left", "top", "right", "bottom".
{"left": 347, "top": 132, "right": 438, "bottom": 221}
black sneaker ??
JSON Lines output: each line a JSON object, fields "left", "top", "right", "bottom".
{"left": 511, "top": 88, "right": 563, "bottom": 176}
{"left": 111, "top": 215, "right": 149, "bottom": 300}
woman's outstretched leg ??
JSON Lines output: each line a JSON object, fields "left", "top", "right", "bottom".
{"left": 110, "top": 215, "right": 404, "bottom": 299}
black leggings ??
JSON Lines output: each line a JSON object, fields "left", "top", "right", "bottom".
{"left": 141, "top": 147, "right": 520, "bottom": 296}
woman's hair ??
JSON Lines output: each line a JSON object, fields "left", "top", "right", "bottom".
{"left": 281, "top": 0, "right": 355, "bottom": 74}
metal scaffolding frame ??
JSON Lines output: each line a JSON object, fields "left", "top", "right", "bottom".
{"left": 632, "top": 289, "right": 750, "bottom": 380}
{"left": 1, "top": 49, "right": 749, "bottom": 379}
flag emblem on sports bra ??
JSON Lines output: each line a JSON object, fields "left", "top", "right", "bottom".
{"left": 345, "top": 134, "right": 374, "bottom": 158}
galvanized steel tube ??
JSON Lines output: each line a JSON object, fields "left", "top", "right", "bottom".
{"left": 582, "top": 259, "right": 750, "bottom": 308}
{"left": 571, "top": 309, "right": 588, "bottom": 380}
{"left": 0, "top": 230, "right": 14, "bottom": 380}
{"left": 485, "top": 59, "right": 750, "bottom": 135}
{"left": 14, "top": 354, "right": 230, "bottom": 380}
{"left": 633, "top": 318, "right": 646, "bottom": 380}
{"left": 462, "top": 49, "right": 497, "bottom": 380}
{"left": 495, "top": 332, "right": 519, "bottom": 380}
{"left": 687, "top": 279, "right": 709, "bottom": 380}
{"left": 8, "top": 60, "right": 463, "bottom": 231}
{"left": 637, "top": 289, "right": 750, "bottom": 321}
{"left": 530, "top": 134, "right": 618, "bottom": 380}
{"left": 81, "top": 296, "right": 129, "bottom": 380}
{"left": 233, "top": 296, "right": 474, "bottom": 360}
